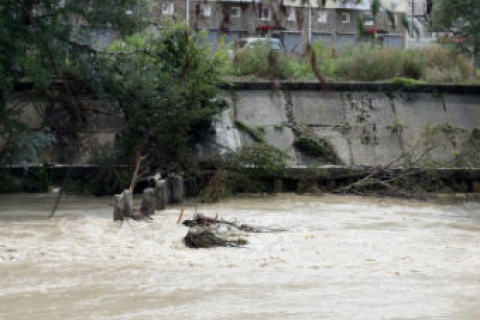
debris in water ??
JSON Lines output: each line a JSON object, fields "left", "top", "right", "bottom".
{"left": 182, "top": 213, "right": 286, "bottom": 249}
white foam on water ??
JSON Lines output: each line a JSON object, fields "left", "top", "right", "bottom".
{"left": 0, "top": 194, "right": 479, "bottom": 320}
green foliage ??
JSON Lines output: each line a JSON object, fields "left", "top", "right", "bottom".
{"left": 234, "top": 121, "right": 266, "bottom": 143}
{"left": 222, "top": 42, "right": 470, "bottom": 83}
{"left": 21, "top": 168, "right": 50, "bottom": 193}
{"left": 201, "top": 144, "right": 290, "bottom": 201}
{"left": 0, "top": 172, "right": 22, "bottom": 193}
{"left": 472, "top": 128, "right": 480, "bottom": 141}
{"left": 292, "top": 125, "right": 341, "bottom": 164}
{"left": 0, "top": 168, "right": 50, "bottom": 193}
{"left": 294, "top": 136, "right": 340, "bottom": 164}
{"left": 0, "top": 0, "right": 149, "bottom": 163}
{"left": 224, "top": 144, "right": 290, "bottom": 176}
{"left": 391, "top": 77, "right": 426, "bottom": 88}
{"left": 432, "top": 0, "right": 480, "bottom": 79}
{"left": 432, "top": 0, "right": 480, "bottom": 53}
{"left": 102, "top": 22, "right": 224, "bottom": 172}
{"left": 86, "top": 150, "right": 130, "bottom": 196}
{"left": 333, "top": 46, "right": 470, "bottom": 82}
{"left": 335, "top": 47, "right": 404, "bottom": 81}
{"left": 231, "top": 45, "right": 295, "bottom": 79}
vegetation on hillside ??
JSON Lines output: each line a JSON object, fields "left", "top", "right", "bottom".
{"left": 222, "top": 43, "right": 472, "bottom": 83}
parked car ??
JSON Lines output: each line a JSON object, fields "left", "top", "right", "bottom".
{"left": 229, "top": 37, "right": 284, "bottom": 58}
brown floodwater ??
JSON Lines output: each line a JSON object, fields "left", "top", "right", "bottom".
{"left": 0, "top": 193, "right": 479, "bottom": 320}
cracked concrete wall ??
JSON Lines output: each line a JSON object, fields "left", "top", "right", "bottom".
{"left": 226, "top": 88, "right": 480, "bottom": 167}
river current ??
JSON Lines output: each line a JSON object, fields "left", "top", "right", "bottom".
{"left": 0, "top": 193, "right": 479, "bottom": 320}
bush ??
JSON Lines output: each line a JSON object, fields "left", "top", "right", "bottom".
{"left": 0, "top": 168, "right": 50, "bottom": 193}
{"left": 0, "top": 172, "right": 22, "bottom": 193}
{"left": 418, "top": 46, "right": 470, "bottom": 82}
{"left": 232, "top": 46, "right": 294, "bottom": 79}
{"left": 86, "top": 150, "right": 130, "bottom": 196}
{"left": 335, "top": 46, "right": 404, "bottom": 81}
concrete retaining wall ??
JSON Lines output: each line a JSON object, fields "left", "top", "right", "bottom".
{"left": 5, "top": 83, "right": 480, "bottom": 168}
{"left": 214, "top": 82, "right": 480, "bottom": 167}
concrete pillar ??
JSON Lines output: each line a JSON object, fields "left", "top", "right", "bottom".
{"left": 122, "top": 189, "right": 134, "bottom": 217}
{"left": 141, "top": 188, "right": 155, "bottom": 217}
{"left": 113, "top": 194, "right": 124, "bottom": 221}
{"left": 169, "top": 174, "right": 184, "bottom": 203}
{"left": 154, "top": 180, "right": 168, "bottom": 210}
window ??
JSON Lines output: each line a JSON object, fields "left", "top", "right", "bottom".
{"left": 162, "top": 2, "right": 174, "bottom": 15}
{"left": 125, "top": 5, "right": 134, "bottom": 15}
{"left": 341, "top": 12, "right": 350, "bottom": 23}
{"left": 287, "top": 8, "right": 296, "bottom": 22}
{"left": 202, "top": 4, "right": 211, "bottom": 17}
{"left": 259, "top": 5, "right": 271, "bottom": 21}
{"left": 318, "top": 10, "right": 327, "bottom": 23}
{"left": 364, "top": 14, "right": 374, "bottom": 26}
{"left": 231, "top": 6, "right": 241, "bottom": 18}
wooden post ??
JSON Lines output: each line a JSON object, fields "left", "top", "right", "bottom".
{"left": 274, "top": 179, "right": 284, "bottom": 193}
{"left": 154, "top": 180, "right": 168, "bottom": 210}
{"left": 169, "top": 174, "right": 184, "bottom": 203}
{"left": 113, "top": 194, "right": 124, "bottom": 221}
{"left": 141, "top": 188, "right": 155, "bottom": 217}
{"left": 122, "top": 189, "right": 134, "bottom": 218}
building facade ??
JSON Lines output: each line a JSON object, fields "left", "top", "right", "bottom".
{"left": 152, "top": 0, "right": 407, "bottom": 51}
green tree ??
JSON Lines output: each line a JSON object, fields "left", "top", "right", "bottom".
{"left": 432, "top": 0, "right": 480, "bottom": 80}
{"left": 101, "top": 23, "right": 224, "bottom": 172}
{"left": 0, "top": 0, "right": 149, "bottom": 162}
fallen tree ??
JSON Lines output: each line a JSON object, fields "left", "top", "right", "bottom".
{"left": 333, "top": 147, "right": 450, "bottom": 199}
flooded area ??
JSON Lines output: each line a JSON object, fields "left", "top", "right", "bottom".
{"left": 0, "top": 193, "right": 479, "bottom": 320}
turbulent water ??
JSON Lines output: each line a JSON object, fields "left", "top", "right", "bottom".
{"left": 0, "top": 193, "right": 479, "bottom": 320}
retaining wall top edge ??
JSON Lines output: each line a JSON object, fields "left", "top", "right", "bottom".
{"left": 221, "top": 82, "right": 480, "bottom": 94}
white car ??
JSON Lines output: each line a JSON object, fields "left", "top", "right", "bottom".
{"left": 229, "top": 37, "right": 284, "bottom": 58}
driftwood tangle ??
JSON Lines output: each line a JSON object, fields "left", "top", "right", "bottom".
{"left": 182, "top": 213, "right": 286, "bottom": 249}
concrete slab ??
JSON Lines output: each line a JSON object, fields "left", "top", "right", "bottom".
{"left": 291, "top": 91, "right": 346, "bottom": 126}
{"left": 400, "top": 127, "right": 469, "bottom": 164}
{"left": 347, "top": 126, "right": 404, "bottom": 166}
{"left": 312, "top": 127, "right": 352, "bottom": 165}
{"left": 444, "top": 94, "right": 480, "bottom": 130}
{"left": 234, "top": 90, "right": 287, "bottom": 126}
{"left": 343, "top": 92, "right": 396, "bottom": 128}
{"left": 263, "top": 127, "right": 298, "bottom": 166}
{"left": 393, "top": 93, "right": 448, "bottom": 129}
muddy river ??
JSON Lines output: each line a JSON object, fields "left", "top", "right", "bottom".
{"left": 0, "top": 194, "right": 479, "bottom": 320}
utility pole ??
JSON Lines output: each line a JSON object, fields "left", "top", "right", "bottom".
{"left": 186, "top": 0, "right": 190, "bottom": 27}
{"left": 308, "top": 3, "right": 312, "bottom": 44}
